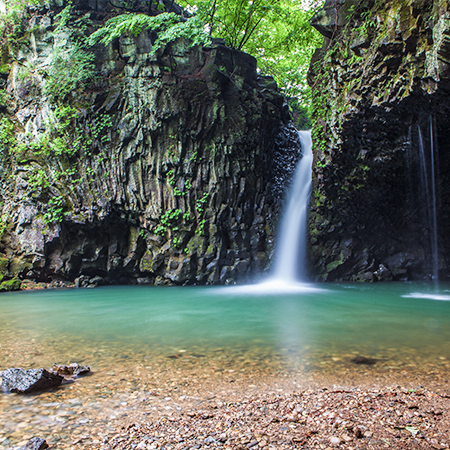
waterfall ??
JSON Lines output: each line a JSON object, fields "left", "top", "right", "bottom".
{"left": 429, "top": 118, "right": 439, "bottom": 284}
{"left": 222, "top": 130, "right": 321, "bottom": 294}
{"left": 271, "top": 130, "right": 313, "bottom": 283}
{"left": 418, "top": 120, "right": 439, "bottom": 283}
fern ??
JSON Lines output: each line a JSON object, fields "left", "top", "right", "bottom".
{"left": 153, "top": 16, "right": 210, "bottom": 50}
{"left": 88, "top": 13, "right": 211, "bottom": 53}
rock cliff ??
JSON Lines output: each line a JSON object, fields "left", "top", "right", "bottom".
{"left": 309, "top": 0, "right": 450, "bottom": 281}
{"left": 0, "top": 1, "right": 299, "bottom": 288}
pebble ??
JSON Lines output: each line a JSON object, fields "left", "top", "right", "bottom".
{"left": 2, "top": 319, "right": 450, "bottom": 449}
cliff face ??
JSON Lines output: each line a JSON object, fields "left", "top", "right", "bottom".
{"left": 309, "top": 0, "right": 450, "bottom": 281}
{"left": 0, "top": 2, "right": 298, "bottom": 288}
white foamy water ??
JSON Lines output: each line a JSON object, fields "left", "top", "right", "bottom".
{"left": 271, "top": 130, "right": 313, "bottom": 283}
{"left": 403, "top": 292, "right": 450, "bottom": 301}
{"left": 216, "top": 279, "right": 324, "bottom": 296}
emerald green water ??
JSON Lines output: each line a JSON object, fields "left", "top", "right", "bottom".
{"left": 1, "top": 282, "right": 450, "bottom": 371}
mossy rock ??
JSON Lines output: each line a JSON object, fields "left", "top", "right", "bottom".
{"left": 139, "top": 249, "right": 154, "bottom": 272}
{"left": 0, "top": 277, "right": 21, "bottom": 292}
{"left": 0, "top": 257, "right": 8, "bottom": 273}
{"left": 0, "top": 63, "right": 10, "bottom": 76}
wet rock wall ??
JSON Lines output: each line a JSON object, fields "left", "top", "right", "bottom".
{"left": 309, "top": 0, "right": 450, "bottom": 281}
{"left": 0, "top": 3, "right": 298, "bottom": 287}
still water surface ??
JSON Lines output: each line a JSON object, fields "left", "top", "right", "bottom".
{"left": 1, "top": 282, "right": 450, "bottom": 370}
{"left": 2, "top": 283, "right": 450, "bottom": 448}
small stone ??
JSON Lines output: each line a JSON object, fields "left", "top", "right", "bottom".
{"left": 52, "top": 363, "right": 91, "bottom": 377}
{"left": 330, "top": 436, "right": 341, "bottom": 445}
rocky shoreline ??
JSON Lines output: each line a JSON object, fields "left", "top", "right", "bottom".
{"left": 103, "top": 384, "right": 450, "bottom": 450}
{"left": 2, "top": 358, "right": 450, "bottom": 450}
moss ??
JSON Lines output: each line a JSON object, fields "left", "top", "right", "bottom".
{"left": 139, "top": 249, "right": 154, "bottom": 272}
{"left": 326, "top": 252, "right": 346, "bottom": 272}
{"left": 0, "top": 64, "right": 10, "bottom": 76}
{"left": 0, "top": 277, "right": 21, "bottom": 291}
{"left": 186, "top": 234, "right": 204, "bottom": 254}
{"left": 0, "top": 257, "right": 8, "bottom": 274}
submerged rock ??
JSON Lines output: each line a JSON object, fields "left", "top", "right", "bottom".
{"left": 351, "top": 356, "right": 377, "bottom": 366}
{"left": 1, "top": 368, "right": 63, "bottom": 393}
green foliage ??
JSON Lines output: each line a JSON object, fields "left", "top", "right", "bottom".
{"left": 155, "top": 208, "right": 183, "bottom": 235}
{"left": 90, "top": 113, "right": 113, "bottom": 142}
{"left": 195, "top": 192, "right": 208, "bottom": 214}
{"left": 43, "top": 46, "right": 96, "bottom": 102}
{"left": 44, "top": 195, "right": 68, "bottom": 223}
{"left": 0, "top": 215, "right": 7, "bottom": 240}
{"left": 27, "top": 167, "right": 50, "bottom": 193}
{"left": 0, "top": 0, "right": 31, "bottom": 51}
{"left": 179, "top": 0, "right": 323, "bottom": 109}
{"left": 0, "top": 117, "right": 16, "bottom": 150}
{"left": 88, "top": 12, "right": 211, "bottom": 53}
{"left": 53, "top": 2, "right": 73, "bottom": 33}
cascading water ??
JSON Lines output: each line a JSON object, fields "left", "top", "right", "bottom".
{"left": 271, "top": 130, "right": 313, "bottom": 283}
{"left": 418, "top": 120, "right": 439, "bottom": 284}
{"left": 222, "top": 130, "right": 319, "bottom": 294}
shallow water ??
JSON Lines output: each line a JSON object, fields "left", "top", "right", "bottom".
{"left": 1, "top": 282, "right": 450, "bottom": 448}
{"left": 1, "top": 282, "right": 450, "bottom": 370}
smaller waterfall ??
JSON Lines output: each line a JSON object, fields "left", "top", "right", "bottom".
{"left": 429, "top": 118, "right": 439, "bottom": 284}
{"left": 271, "top": 130, "right": 313, "bottom": 283}
{"left": 418, "top": 120, "right": 439, "bottom": 283}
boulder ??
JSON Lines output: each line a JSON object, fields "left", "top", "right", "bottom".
{"left": 1, "top": 368, "right": 63, "bottom": 394}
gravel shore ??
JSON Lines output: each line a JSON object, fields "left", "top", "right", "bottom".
{"left": 2, "top": 317, "right": 450, "bottom": 450}
{"left": 103, "top": 380, "right": 450, "bottom": 450}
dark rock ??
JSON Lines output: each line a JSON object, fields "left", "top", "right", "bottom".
{"left": 1, "top": 368, "right": 63, "bottom": 393}
{"left": 52, "top": 363, "right": 91, "bottom": 377}
{"left": 309, "top": 0, "right": 450, "bottom": 282}
{"left": 351, "top": 356, "right": 377, "bottom": 366}
{"left": 374, "top": 264, "right": 393, "bottom": 281}
{"left": 0, "top": 4, "right": 295, "bottom": 287}
{"left": 17, "top": 437, "right": 48, "bottom": 450}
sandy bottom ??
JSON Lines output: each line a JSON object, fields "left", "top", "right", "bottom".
{"left": 1, "top": 329, "right": 450, "bottom": 450}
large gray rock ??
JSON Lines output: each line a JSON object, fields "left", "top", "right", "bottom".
{"left": 0, "top": 4, "right": 296, "bottom": 287}
{"left": 1, "top": 368, "right": 63, "bottom": 393}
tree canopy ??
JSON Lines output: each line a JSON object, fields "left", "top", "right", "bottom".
{"left": 178, "top": 0, "right": 324, "bottom": 125}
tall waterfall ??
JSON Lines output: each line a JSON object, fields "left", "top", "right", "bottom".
{"left": 271, "top": 130, "right": 313, "bottom": 283}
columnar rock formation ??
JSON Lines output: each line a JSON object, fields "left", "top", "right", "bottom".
{"left": 309, "top": 0, "right": 450, "bottom": 281}
{"left": 0, "top": 1, "right": 300, "bottom": 287}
